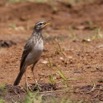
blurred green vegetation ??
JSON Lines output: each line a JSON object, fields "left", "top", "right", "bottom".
{"left": 7, "top": 0, "right": 95, "bottom": 4}
{"left": 7, "top": 0, "right": 48, "bottom": 3}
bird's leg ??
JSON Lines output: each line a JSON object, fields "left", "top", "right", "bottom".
{"left": 25, "top": 70, "right": 31, "bottom": 91}
{"left": 31, "top": 60, "right": 39, "bottom": 82}
{"left": 31, "top": 63, "right": 36, "bottom": 82}
{"left": 25, "top": 70, "right": 28, "bottom": 90}
{"left": 31, "top": 62, "right": 41, "bottom": 90}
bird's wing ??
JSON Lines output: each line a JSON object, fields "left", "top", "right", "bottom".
{"left": 20, "top": 40, "right": 33, "bottom": 70}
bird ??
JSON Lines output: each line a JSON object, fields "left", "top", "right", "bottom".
{"left": 14, "top": 20, "right": 50, "bottom": 86}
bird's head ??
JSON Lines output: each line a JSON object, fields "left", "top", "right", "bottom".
{"left": 34, "top": 21, "right": 50, "bottom": 31}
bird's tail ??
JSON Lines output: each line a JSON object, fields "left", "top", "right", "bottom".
{"left": 14, "top": 72, "right": 24, "bottom": 85}
{"left": 14, "top": 65, "right": 26, "bottom": 86}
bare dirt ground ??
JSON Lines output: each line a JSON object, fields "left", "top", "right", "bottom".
{"left": 1, "top": 0, "right": 103, "bottom": 102}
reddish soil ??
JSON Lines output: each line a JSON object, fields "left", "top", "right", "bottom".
{"left": 0, "top": 0, "right": 103, "bottom": 102}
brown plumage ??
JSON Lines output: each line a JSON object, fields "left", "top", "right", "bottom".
{"left": 14, "top": 21, "right": 50, "bottom": 85}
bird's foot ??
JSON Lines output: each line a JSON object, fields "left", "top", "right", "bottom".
{"left": 24, "top": 82, "right": 32, "bottom": 91}
{"left": 33, "top": 80, "right": 41, "bottom": 91}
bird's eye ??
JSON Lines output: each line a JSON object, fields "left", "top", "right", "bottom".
{"left": 39, "top": 23, "right": 43, "bottom": 25}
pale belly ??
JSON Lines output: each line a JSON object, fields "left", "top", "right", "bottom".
{"left": 25, "top": 40, "right": 43, "bottom": 65}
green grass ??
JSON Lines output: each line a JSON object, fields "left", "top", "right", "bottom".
{"left": 62, "top": 0, "right": 95, "bottom": 5}
{"left": 7, "top": 0, "right": 48, "bottom": 3}
{"left": 24, "top": 91, "right": 42, "bottom": 103}
{"left": 23, "top": 90, "right": 83, "bottom": 103}
{"left": 7, "top": 0, "right": 96, "bottom": 4}
{"left": 0, "top": 98, "right": 5, "bottom": 103}
{"left": 0, "top": 84, "right": 6, "bottom": 103}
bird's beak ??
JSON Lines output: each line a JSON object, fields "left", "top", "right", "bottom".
{"left": 43, "top": 21, "right": 51, "bottom": 28}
